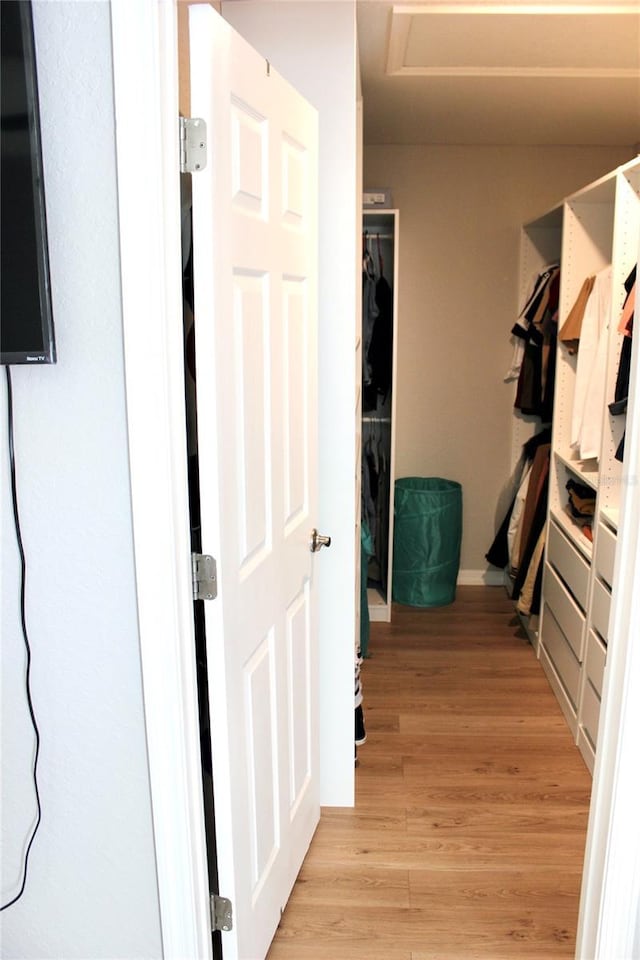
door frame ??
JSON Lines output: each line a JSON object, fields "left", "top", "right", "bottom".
{"left": 110, "top": 2, "right": 639, "bottom": 959}
{"left": 111, "top": 2, "right": 212, "bottom": 957}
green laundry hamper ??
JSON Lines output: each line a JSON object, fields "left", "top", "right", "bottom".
{"left": 392, "top": 477, "right": 462, "bottom": 607}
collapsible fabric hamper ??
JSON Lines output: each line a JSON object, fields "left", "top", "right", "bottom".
{"left": 392, "top": 477, "right": 462, "bottom": 607}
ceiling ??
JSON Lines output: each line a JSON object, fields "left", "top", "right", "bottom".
{"left": 357, "top": 1, "right": 640, "bottom": 145}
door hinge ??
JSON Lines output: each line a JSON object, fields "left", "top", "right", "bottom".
{"left": 192, "top": 553, "right": 217, "bottom": 601}
{"left": 210, "top": 894, "right": 233, "bottom": 932}
{"left": 179, "top": 117, "right": 207, "bottom": 173}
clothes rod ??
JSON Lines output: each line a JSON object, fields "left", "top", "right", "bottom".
{"left": 363, "top": 233, "right": 394, "bottom": 240}
{"left": 362, "top": 416, "right": 391, "bottom": 423}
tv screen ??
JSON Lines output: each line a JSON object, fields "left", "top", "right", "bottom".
{"left": 1, "top": 0, "right": 56, "bottom": 365}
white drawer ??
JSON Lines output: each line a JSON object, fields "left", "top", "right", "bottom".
{"left": 541, "top": 604, "right": 581, "bottom": 707}
{"left": 594, "top": 521, "right": 616, "bottom": 589}
{"left": 581, "top": 677, "right": 601, "bottom": 749}
{"left": 591, "top": 577, "right": 612, "bottom": 642}
{"left": 543, "top": 562, "right": 586, "bottom": 661}
{"left": 585, "top": 629, "right": 606, "bottom": 697}
{"left": 548, "top": 520, "right": 590, "bottom": 610}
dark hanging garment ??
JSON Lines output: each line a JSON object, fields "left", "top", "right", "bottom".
{"left": 514, "top": 336, "right": 542, "bottom": 414}
{"left": 485, "top": 428, "right": 552, "bottom": 569}
{"left": 513, "top": 266, "right": 559, "bottom": 421}
{"left": 485, "top": 499, "right": 516, "bottom": 569}
{"left": 530, "top": 546, "right": 545, "bottom": 615}
{"left": 511, "top": 454, "right": 549, "bottom": 602}
{"left": 516, "top": 443, "right": 551, "bottom": 570}
{"left": 361, "top": 419, "right": 391, "bottom": 591}
{"left": 609, "top": 268, "right": 636, "bottom": 463}
{"left": 539, "top": 294, "right": 558, "bottom": 423}
{"left": 368, "top": 274, "right": 393, "bottom": 400}
{"left": 611, "top": 332, "right": 633, "bottom": 415}
{"left": 362, "top": 245, "right": 379, "bottom": 412}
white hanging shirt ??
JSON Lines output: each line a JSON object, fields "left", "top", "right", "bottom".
{"left": 507, "top": 459, "right": 533, "bottom": 574}
{"left": 571, "top": 265, "right": 612, "bottom": 461}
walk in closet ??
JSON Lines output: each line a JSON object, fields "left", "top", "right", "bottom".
{"left": 362, "top": 209, "right": 398, "bottom": 621}
{"left": 512, "top": 158, "right": 640, "bottom": 773}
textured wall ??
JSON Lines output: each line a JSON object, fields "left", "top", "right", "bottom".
{"left": 0, "top": 3, "right": 162, "bottom": 955}
{"left": 364, "top": 144, "right": 636, "bottom": 574}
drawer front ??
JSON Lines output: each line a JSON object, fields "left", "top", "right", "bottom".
{"left": 581, "top": 677, "right": 601, "bottom": 749}
{"left": 543, "top": 562, "right": 586, "bottom": 661}
{"left": 541, "top": 604, "right": 581, "bottom": 707}
{"left": 548, "top": 521, "right": 590, "bottom": 610}
{"left": 595, "top": 521, "right": 616, "bottom": 589}
{"left": 591, "top": 577, "right": 612, "bottom": 642}
{"left": 585, "top": 629, "right": 606, "bottom": 697}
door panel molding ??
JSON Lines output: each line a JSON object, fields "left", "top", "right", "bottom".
{"left": 189, "top": 7, "right": 320, "bottom": 958}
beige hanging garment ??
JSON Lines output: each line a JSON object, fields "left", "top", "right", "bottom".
{"left": 559, "top": 275, "right": 595, "bottom": 354}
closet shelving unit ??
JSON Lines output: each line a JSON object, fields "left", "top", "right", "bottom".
{"left": 362, "top": 209, "right": 398, "bottom": 621}
{"left": 528, "top": 158, "right": 640, "bottom": 773}
{"left": 511, "top": 205, "right": 563, "bottom": 647}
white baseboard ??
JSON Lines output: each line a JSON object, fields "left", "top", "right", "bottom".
{"left": 457, "top": 569, "right": 505, "bottom": 586}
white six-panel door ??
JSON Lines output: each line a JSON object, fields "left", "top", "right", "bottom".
{"left": 189, "top": 7, "right": 320, "bottom": 959}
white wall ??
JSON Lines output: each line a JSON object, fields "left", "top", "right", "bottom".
{"left": 224, "top": 1, "right": 359, "bottom": 806}
{"left": 364, "top": 144, "right": 636, "bottom": 577}
{"left": 0, "top": 3, "right": 162, "bottom": 956}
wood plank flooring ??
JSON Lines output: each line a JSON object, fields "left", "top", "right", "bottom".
{"left": 267, "top": 586, "right": 592, "bottom": 960}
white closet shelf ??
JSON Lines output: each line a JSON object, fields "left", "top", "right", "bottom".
{"left": 554, "top": 449, "right": 599, "bottom": 490}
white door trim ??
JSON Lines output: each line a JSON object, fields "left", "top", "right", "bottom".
{"left": 110, "top": 2, "right": 211, "bottom": 958}
{"left": 576, "top": 246, "right": 640, "bottom": 959}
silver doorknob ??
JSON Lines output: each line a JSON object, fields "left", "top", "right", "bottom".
{"left": 310, "top": 528, "right": 332, "bottom": 552}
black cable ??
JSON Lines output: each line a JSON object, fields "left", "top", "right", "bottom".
{"left": 1, "top": 366, "right": 42, "bottom": 912}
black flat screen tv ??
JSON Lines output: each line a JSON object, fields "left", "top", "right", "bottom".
{"left": 1, "top": 0, "right": 56, "bottom": 365}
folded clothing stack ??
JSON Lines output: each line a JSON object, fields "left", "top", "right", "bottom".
{"left": 564, "top": 478, "right": 596, "bottom": 541}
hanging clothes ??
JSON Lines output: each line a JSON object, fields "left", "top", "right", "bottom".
{"left": 619, "top": 266, "right": 636, "bottom": 335}
{"left": 609, "top": 266, "right": 636, "bottom": 462}
{"left": 485, "top": 427, "right": 552, "bottom": 571}
{"left": 362, "top": 419, "right": 391, "bottom": 590}
{"left": 368, "top": 272, "right": 393, "bottom": 401}
{"left": 363, "top": 232, "right": 394, "bottom": 411}
{"left": 516, "top": 442, "right": 551, "bottom": 570}
{"left": 362, "top": 235, "right": 379, "bottom": 412}
{"left": 507, "top": 460, "right": 533, "bottom": 575}
{"left": 511, "top": 444, "right": 550, "bottom": 606}
{"left": 559, "top": 275, "right": 595, "bottom": 354}
{"left": 487, "top": 428, "right": 551, "bottom": 617}
{"left": 571, "top": 265, "right": 612, "bottom": 460}
{"left": 511, "top": 264, "right": 560, "bottom": 421}
{"left": 516, "top": 525, "right": 546, "bottom": 617}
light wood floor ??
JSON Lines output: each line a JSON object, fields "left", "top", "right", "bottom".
{"left": 267, "top": 586, "right": 592, "bottom": 960}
